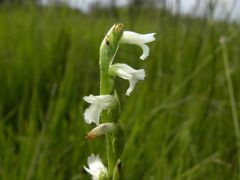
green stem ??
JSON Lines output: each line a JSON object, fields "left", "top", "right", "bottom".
{"left": 99, "top": 23, "right": 124, "bottom": 178}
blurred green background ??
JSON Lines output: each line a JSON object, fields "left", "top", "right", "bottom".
{"left": 0, "top": 0, "right": 240, "bottom": 179}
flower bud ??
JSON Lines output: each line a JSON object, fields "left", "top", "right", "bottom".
{"left": 86, "top": 123, "right": 117, "bottom": 140}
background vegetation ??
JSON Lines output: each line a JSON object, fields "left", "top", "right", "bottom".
{"left": 0, "top": 1, "right": 240, "bottom": 179}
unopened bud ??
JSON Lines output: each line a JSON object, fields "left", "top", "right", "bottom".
{"left": 85, "top": 123, "right": 117, "bottom": 140}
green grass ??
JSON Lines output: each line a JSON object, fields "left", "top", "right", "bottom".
{"left": 0, "top": 4, "right": 240, "bottom": 180}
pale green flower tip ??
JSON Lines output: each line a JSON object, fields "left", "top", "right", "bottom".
{"left": 84, "top": 154, "right": 108, "bottom": 180}
{"left": 113, "top": 23, "right": 124, "bottom": 33}
{"left": 102, "top": 23, "right": 124, "bottom": 46}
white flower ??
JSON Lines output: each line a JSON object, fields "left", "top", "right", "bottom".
{"left": 83, "top": 95, "right": 117, "bottom": 125}
{"left": 120, "top": 31, "right": 156, "bottom": 60}
{"left": 86, "top": 123, "right": 116, "bottom": 140}
{"left": 109, "top": 63, "right": 145, "bottom": 96}
{"left": 84, "top": 154, "right": 108, "bottom": 180}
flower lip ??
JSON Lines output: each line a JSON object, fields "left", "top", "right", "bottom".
{"left": 109, "top": 63, "right": 145, "bottom": 96}
{"left": 120, "top": 31, "right": 156, "bottom": 60}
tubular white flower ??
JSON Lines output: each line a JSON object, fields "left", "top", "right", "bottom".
{"left": 86, "top": 123, "right": 116, "bottom": 140}
{"left": 84, "top": 154, "right": 108, "bottom": 180}
{"left": 120, "top": 31, "right": 156, "bottom": 60}
{"left": 83, "top": 95, "right": 117, "bottom": 125}
{"left": 109, "top": 63, "right": 145, "bottom": 96}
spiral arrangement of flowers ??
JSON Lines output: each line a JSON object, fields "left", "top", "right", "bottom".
{"left": 83, "top": 23, "right": 156, "bottom": 179}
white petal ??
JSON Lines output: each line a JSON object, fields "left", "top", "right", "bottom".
{"left": 96, "top": 95, "right": 116, "bottom": 109}
{"left": 84, "top": 95, "right": 114, "bottom": 104}
{"left": 84, "top": 154, "right": 108, "bottom": 179}
{"left": 139, "top": 33, "right": 156, "bottom": 43}
{"left": 116, "top": 69, "right": 132, "bottom": 79}
{"left": 84, "top": 166, "right": 95, "bottom": 177}
{"left": 110, "top": 63, "right": 135, "bottom": 77}
{"left": 84, "top": 104, "right": 102, "bottom": 125}
{"left": 88, "top": 154, "right": 104, "bottom": 171}
{"left": 126, "top": 79, "right": 137, "bottom": 96}
{"left": 83, "top": 94, "right": 97, "bottom": 104}
{"left": 126, "top": 70, "right": 145, "bottom": 95}
{"left": 110, "top": 64, "right": 132, "bottom": 79}
{"left": 132, "top": 69, "right": 145, "bottom": 80}
{"left": 139, "top": 43, "right": 150, "bottom": 60}
{"left": 95, "top": 95, "right": 114, "bottom": 102}
{"left": 120, "top": 31, "right": 155, "bottom": 44}
{"left": 83, "top": 95, "right": 117, "bottom": 125}
{"left": 110, "top": 63, "right": 145, "bottom": 80}
{"left": 120, "top": 31, "right": 156, "bottom": 60}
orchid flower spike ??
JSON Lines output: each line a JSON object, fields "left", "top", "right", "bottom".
{"left": 83, "top": 95, "right": 117, "bottom": 125}
{"left": 84, "top": 154, "right": 108, "bottom": 180}
{"left": 86, "top": 123, "right": 117, "bottom": 140}
{"left": 120, "top": 31, "right": 156, "bottom": 60}
{"left": 109, "top": 63, "right": 145, "bottom": 96}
